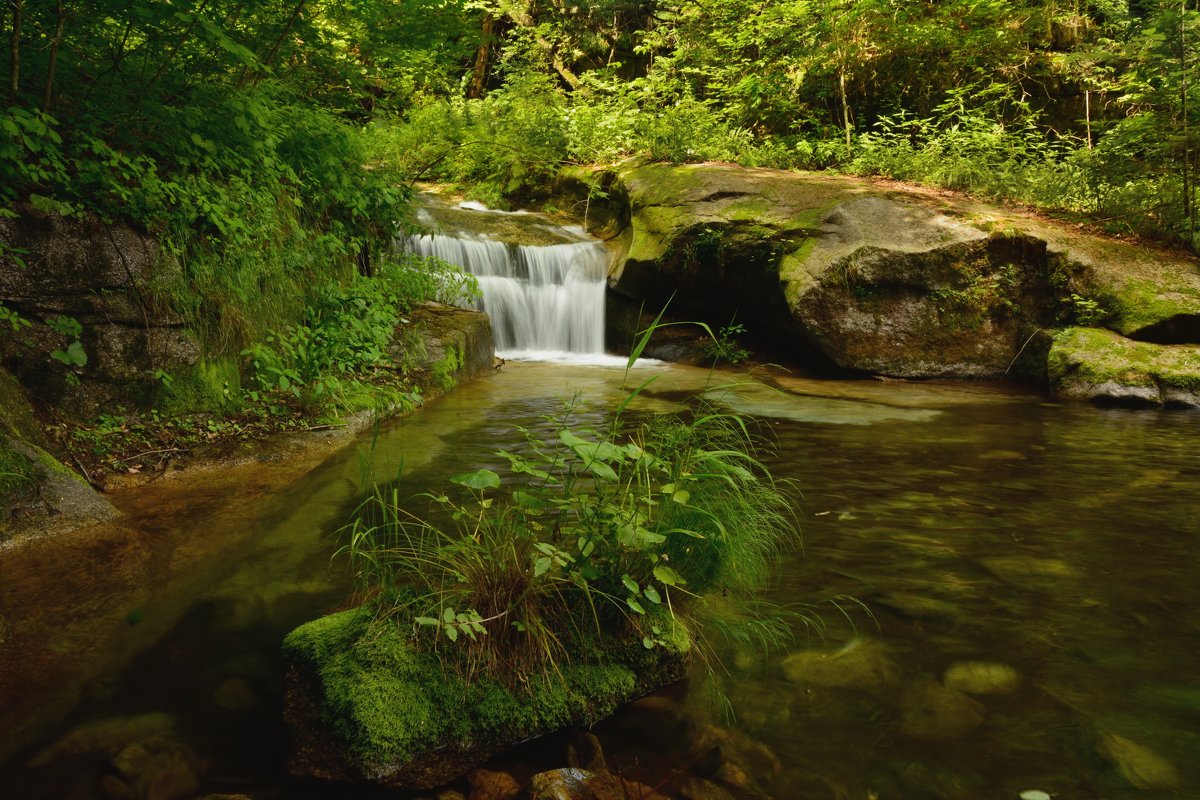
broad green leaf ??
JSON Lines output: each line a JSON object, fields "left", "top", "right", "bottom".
{"left": 442, "top": 606, "right": 456, "bottom": 623}
{"left": 627, "top": 597, "right": 647, "bottom": 614}
{"left": 621, "top": 574, "right": 640, "bottom": 595}
{"left": 451, "top": 469, "right": 500, "bottom": 490}
{"left": 644, "top": 585, "right": 662, "bottom": 604}
{"left": 653, "top": 565, "right": 686, "bottom": 586}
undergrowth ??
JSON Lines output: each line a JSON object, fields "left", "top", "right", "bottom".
{"left": 338, "top": 318, "right": 799, "bottom": 688}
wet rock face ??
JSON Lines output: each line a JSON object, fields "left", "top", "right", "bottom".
{"left": 0, "top": 207, "right": 198, "bottom": 416}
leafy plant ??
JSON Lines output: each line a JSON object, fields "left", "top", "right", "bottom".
{"left": 0, "top": 302, "right": 30, "bottom": 334}
{"left": 243, "top": 253, "right": 477, "bottom": 408}
{"left": 46, "top": 315, "right": 87, "bottom": 368}
{"left": 705, "top": 323, "right": 751, "bottom": 365}
{"left": 339, "top": 318, "right": 796, "bottom": 687}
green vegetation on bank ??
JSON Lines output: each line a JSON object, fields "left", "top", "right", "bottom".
{"left": 388, "top": 2, "right": 1200, "bottom": 249}
{"left": 1, "top": 0, "right": 480, "bottom": 445}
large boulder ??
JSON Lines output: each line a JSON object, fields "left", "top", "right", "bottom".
{"left": 0, "top": 367, "right": 117, "bottom": 541}
{"left": 1046, "top": 327, "right": 1200, "bottom": 407}
{"left": 282, "top": 607, "right": 690, "bottom": 791}
{"left": 0, "top": 207, "right": 202, "bottom": 416}
{"left": 601, "top": 162, "right": 1200, "bottom": 380}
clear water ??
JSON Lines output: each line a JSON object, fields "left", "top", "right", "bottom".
{"left": 1, "top": 363, "right": 1198, "bottom": 799}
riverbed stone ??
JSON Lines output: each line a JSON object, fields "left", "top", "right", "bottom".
{"left": 1096, "top": 732, "right": 1182, "bottom": 790}
{"left": 29, "top": 712, "right": 178, "bottom": 765}
{"left": 212, "top": 677, "right": 258, "bottom": 711}
{"left": 282, "top": 606, "right": 690, "bottom": 790}
{"left": 781, "top": 638, "right": 898, "bottom": 692}
{"left": 875, "top": 592, "right": 960, "bottom": 620}
{"left": 111, "top": 735, "right": 202, "bottom": 800}
{"left": 980, "top": 555, "right": 1078, "bottom": 585}
{"left": 899, "top": 681, "right": 987, "bottom": 741}
{"left": 529, "top": 768, "right": 669, "bottom": 800}
{"left": 467, "top": 767, "right": 521, "bottom": 800}
{"left": 942, "top": 661, "right": 1022, "bottom": 695}
{"left": 687, "top": 723, "right": 782, "bottom": 781}
{"left": 1047, "top": 327, "right": 1200, "bottom": 407}
{"left": 567, "top": 730, "right": 607, "bottom": 772}
{"left": 678, "top": 776, "right": 737, "bottom": 800}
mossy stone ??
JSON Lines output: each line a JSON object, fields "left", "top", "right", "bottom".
{"left": 1047, "top": 327, "right": 1200, "bottom": 407}
{"left": 283, "top": 606, "right": 690, "bottom": 790}
{"left": 154, "top": 357, "right": 242, "bottom": 415}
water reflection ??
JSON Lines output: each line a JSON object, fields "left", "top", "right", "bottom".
{"left": 1, "top": 363, "right": 1197, "bottom": 799}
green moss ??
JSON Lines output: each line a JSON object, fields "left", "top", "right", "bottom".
{"left": 155, "top": 358, "right": 243, "bottom": 415}
{"left": 0, "top": 440, "right": 36, "bottom": 512}
{"left": 0, "top": 369, "right": 41, "bottom": 443}
{"left": 1048, "top": 327, "right": 1200, "bottom": 393}
{"left": 285, "top": 606, "right": 689, "bottom": 768}
{"left": 1104, "top": 277, "right": 1200, "bottom": 336}
{"left": 431, "top": 344, "right": 463, "bottom": 392}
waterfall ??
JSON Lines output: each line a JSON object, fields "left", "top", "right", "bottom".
{"left": 404, "top": 204, "right": 618, "bottom": 364}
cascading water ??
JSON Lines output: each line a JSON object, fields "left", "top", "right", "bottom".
{"left": 404, "top": 202, "right": 618, "bottom": 364}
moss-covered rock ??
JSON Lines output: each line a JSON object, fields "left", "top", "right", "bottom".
{"left": 153, "top": 357, "right": 242, "bottom": 415}
{"left": 282, "top": 607, "right": 690, "bottom": 790}
{"left": 606, "top": 163, "right": 1062, "bottom": 377}
{"left": 1046, "top": 327, "right": 1200, "bottom": 407}
{"left": 0, "top": 366, "right": 118, "bottom": 539}
{"left": 403, "top": 302, "right": 495, "bottom": 392}
{"left": 602, "top": 162, "right": 1200, "bottom": 384}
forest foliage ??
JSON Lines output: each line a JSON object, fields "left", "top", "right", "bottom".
{"left": 1, "top": 0, "right": 1198, "bottom": 357}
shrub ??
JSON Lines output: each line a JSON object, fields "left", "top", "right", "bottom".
{"left": 242, "top": 253, "right": 477, "bottom": 409}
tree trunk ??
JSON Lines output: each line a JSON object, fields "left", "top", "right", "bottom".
{"left": 504, "top": 2, "right": 584, "bottom": 92}
{"left": 839, "top": 63, "right": 852, "bottom": 150}
{"left": 1180, "top": 0, "right": 1193, "bottom": 236}
{"left": 42, "top": 0, "right": 65, "bottom": 113}
{"left": 1085, "top": 88, "right": 1092, "bottom": 149}
{"left": 254, "top": 0, "right": 307, "bottom": 85}
{"left": 467, "top": 14, "right": 498, "bottom": 99}
{"left": 9, "top": 0, "right": 22, "bottom": 104}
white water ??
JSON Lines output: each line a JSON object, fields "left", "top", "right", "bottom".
{"left": 405, "top": 208, "right": 622, "bottom": 365}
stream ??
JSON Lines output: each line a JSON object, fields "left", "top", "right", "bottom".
{"left": 1, "top": 361, "right": 1198, "bottom": 799}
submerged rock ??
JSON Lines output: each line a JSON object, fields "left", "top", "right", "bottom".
{"left": 677, "top": 776, "right": 736, "bottom": 800}
{"left": 29, "top": 713, "right": 178, "bottom": 765}
{"left": 899, "top": 681, "right": 987, "bottom": 741}
{"left": 875, "top": 592, "right": 960, "bottom": 620}
{"left": 111, "top": 736, "right": 201, "bottom": 800}
{"left": 282, "top": 607, "right": 690, "bottom": 790}
{"left": 979, "top": 556, "right": 1078, "bottom": 585}
{"left": 467, "top": 767, "right": 521, "bottom": 800}
{"left": 529, "top": 768, "right": 669, "bottom": 800}
{"left": 567, "top": 731, "right": 607, "bottom": 773}
{"left": 1096, "top": 732, "right": 1182, "bottom": 790}
{"left": 781, "top": 638, "right": 898, "bottom": 692}
{"left": 942, "top": 661, "right": 1021, "bottom": 695}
